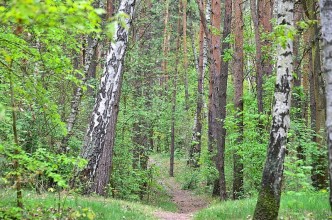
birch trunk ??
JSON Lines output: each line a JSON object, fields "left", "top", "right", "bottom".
{"left": 319, "top": 0, "right": 332, "bottom": 210}
{"left": 189, "top": 0, "right": 205, "bottom": 168}
{"left": 253, "top": 0, "right": 294, "bottom": 218}
{"left": 77, "top": 0, "right": 136, "bottom": 196}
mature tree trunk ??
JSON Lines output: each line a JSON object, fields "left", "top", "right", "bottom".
{"left": 76, "top": 0, "right": 136, "bottom": 196}
{"left": 215, "top": 0, "right": 232, "bottom": 201}
{"left": 209, "top": 0, "right": 222, "bottom": 197}
{"left": 303, "top": 0, "right": 328, "bottom": 189}
{"left": 319, "top": 0, "right": 332, "bottom": 211}
{"left": 250, "top": 0, "right": 264, "bottom": 115}
{"left": 253, "top": 0, "right": 294, "bottom": 219}
{"left": 233, "top": 0, "right": 244, "bottom": 200}
{"left": 170, "top": 1, "right": 182, "bottom": 177}
{"left": 258, "top": 0, "right": 273, "bottom": 77}
{"left": 189, "top": 0, "right": 206, "bottom": 168}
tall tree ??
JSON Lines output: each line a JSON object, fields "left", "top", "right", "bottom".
{"left": 183, "top": 0, "right": 190, "bottom": 111}
{"left": 233, "top": 0, "right": 244, "bottom": 199}
{"left": 250, "top": 0, "right": 264, "bottom": 115}
{"left": 209, "top": 0, "right": 222, "bottom": 197}
{"left": 212, "top": 0, "right": 232, "bottom": 200}
{"left": 319, "top": 0, "right": 332, "bottom": 211}
{"left": 258, "top": 0, "right": 274, "bottom": 77}
{"left": 170, "top": 0, "right": 182, "bottom": 177}
{"left": 253, "top": 0, "right": 294, "bottom": 218}
{"left": 189, "top": 0, "right": 206, "bottom": 168}
{"left": 76, "top": 0, "right": 136, "bottom": 196}
{"left": 302, "top": 0, "right": 327, "bottom": 189}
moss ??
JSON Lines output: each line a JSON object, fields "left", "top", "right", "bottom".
{"left": 253, "top": 188, "right": 279, "bottom": 220}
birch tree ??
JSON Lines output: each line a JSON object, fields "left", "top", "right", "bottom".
{"left": 76, "top": 0, "right": 136, "bottom": 196}
{"left": 319, "top": 0, "right": 332, "bottom": 211}
{"left": 253, "top": 0, "right": 294, "bottom": 218}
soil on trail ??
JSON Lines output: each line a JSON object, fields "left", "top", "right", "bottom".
{"left": 154, "top": 176, "right": 208, "bottom": 220}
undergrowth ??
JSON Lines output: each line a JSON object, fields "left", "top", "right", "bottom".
{"left": 0, "top": 189, "right": 156, "bottom": 220}
{"left": 194, "top": 191, "right": 330, "bottom": 220}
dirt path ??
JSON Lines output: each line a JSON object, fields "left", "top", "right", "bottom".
{"left": 153, "top": 175, "right": 208, "bottom": 220}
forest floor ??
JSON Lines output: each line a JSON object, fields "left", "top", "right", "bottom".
{"left": 150, "top": 156, "right": 208, "bottom": 220}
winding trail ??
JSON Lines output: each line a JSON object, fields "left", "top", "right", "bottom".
{"left": 150, "top": 158, "right": 208, "bottom": 220}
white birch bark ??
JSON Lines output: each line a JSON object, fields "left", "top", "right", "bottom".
{"left": 78, "top": 0, "right": 136, "bottom": 195}
{"left": 319, "top": 0, "right": 332, "bottom": 210}
{"left": 253, "top": 0, "right": 294, "bottom": 219}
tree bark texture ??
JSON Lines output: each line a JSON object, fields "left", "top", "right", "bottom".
{"left": 215, "top": 0, "right": 232, "bottom": 201}
{"left": 253, "top": 0, "right": 294, "bottom": 218}
{"left": 210, "top": 0, "right": 222, "bottom": 197}
{"left": 258, "top": 0, "right": 273, "bottom": 77}
{"left": 233, "top": 0, "right": 244, "bottom": 200}
{"left": 319, "top": 0, "right": 332, "bottom": 211}
{"left": 189, "top": 0, "right": 205, "bottom": 168}
{"left": 250, "top": 0, "right": 264, "bottom": 115}
{"left": 77, "top": 0, "right": 136, "bottom": 196}
{"left": 303, "top": 0, "right": 328, "bottom": 189}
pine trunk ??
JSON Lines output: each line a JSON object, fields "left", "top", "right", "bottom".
{"left": 253, "top": 0, "right": 294, "bottom": 218}
{"left": 215, "top": 0, "right": 232, "bottom": 201}
{"left": 233, "top": 0, "right": 244, "bottom": 199}
{"left": 250, "top": 0, "right": 264, "bottom": 115}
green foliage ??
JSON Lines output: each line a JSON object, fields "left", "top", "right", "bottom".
{"left": 194, "top": 192, "right": 330, "bottom": 220}
{"left": 0, "top": 190, "right": 156, "bottom": 220}
{"left": 0, "top": 144, "right": 87, "bottom": 189}
{"left": 272, "top": 24, "right": 297, "bottom": 49}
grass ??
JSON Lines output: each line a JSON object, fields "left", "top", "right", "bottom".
{"left": 194, "top": 191, "right": 331, "bottom": 220}
{"left": 0, "top": 189, "right": 157, "bottom": 219}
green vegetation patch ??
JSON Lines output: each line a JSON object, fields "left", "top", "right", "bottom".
{"left": 0, "top": 190, "right": 156, "bottom": 220}
{"left": 194, "top": 192, "right": 330, "bottom": 220}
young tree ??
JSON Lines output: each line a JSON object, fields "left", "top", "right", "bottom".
{"left": 319, "top": 0, "right": 332, "bottom": 211}
{"left": 183, "top": 0, "right": 190, "bottom": 111}
{"left": 76, "top": 0, "right": 136, "bottom": 196}
{"left": 253, "top": 0, "right": 294, "bottom": 218}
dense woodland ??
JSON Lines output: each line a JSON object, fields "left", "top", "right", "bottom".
{"left": 1, "top": 0, "right": 332, "bottom": 219}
